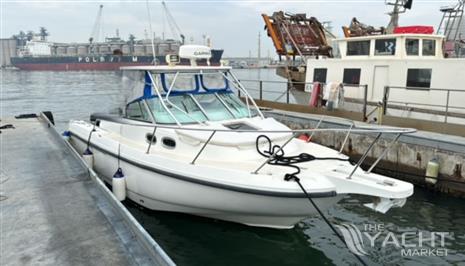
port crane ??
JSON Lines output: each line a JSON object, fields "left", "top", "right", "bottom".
{"left": 162, "top": 1, "right": 185, "bottom": 44}
{"left": 89, "top": 4, "right": 104, "bottom": 53}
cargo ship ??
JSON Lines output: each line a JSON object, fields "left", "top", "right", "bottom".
{"left": 10, "top": 38, "right": 224, "bottom": 71}
{"left": 10, "top": 3, "right": 223, "bottom": 71}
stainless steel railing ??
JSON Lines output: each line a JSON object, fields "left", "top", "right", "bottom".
{"left": 94, "top": 115, "right": 416, "bottom": 179}
{"left": 237, "top": 79, "right": 369, "bottom": 121}
{"left": 382, "top": 86, "right": 465, "bottom": 123}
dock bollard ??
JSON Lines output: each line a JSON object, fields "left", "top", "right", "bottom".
{"left": 425, "top": 158, "right": 439, "bottom": 185}
{"left": 112, "top": 168, "right": 126, "bottom": 201}
{"left": 82, "top": 148, "right": 94, "bottom": 169}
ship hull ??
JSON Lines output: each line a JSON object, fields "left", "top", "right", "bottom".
{"left": 11, "top": 50, "right": 224, "bottom": 71}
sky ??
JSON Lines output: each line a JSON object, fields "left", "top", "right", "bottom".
{"left": 0, "top": 0, "right": 459, "bottom": 57}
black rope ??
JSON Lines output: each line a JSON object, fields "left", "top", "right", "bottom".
{"left": 255, "top": 134, "right": 367, "bottom": 266}
{"left": 255, "top": 134, "right": 348, "bottom": 178}
{"left": 287, "top": 175, "right": 368, "bottom": 266}
{"left": 86, "top": 124, "right": 97, "bottom": 150}
{"left": 117, "top": 143, "right": 121, "bottom": 168}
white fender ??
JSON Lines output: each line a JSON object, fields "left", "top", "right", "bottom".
{"left": 112, "top": 168, "right": 126, "bottom": 201}
{"left": 82, "top": 148, "right": 94, "bottom": 169}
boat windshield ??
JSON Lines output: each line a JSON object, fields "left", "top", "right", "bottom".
{"left": 146, "top": 92, "right": 254, "bottom": 124}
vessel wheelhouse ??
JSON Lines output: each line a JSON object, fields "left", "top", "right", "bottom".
{"left": 305, "top": 33, "right": 465, "bottom": 121}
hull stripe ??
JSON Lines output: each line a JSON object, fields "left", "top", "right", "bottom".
{"left": 70, "top": 132, "right": 337, "bottom": 199}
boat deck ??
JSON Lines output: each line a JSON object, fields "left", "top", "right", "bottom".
{"left": 0, "top": 114, "right": 173, "bottom": 265}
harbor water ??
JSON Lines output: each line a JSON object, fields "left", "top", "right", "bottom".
{"left": 2, "top": 69, "right": 465, "bottom": 265}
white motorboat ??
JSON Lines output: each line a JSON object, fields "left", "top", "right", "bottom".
{"left": 68, "top": 45, "right": 415, "bottom": 229}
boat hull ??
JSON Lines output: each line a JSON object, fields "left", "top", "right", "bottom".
{"left": 70, "top": 135, "right": 342, "bottom": 229}
{"left": 11, "top": 50, "right": 224, "bottom": 71}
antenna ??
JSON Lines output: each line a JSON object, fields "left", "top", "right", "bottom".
{"left": 258, "top": 31, "right": 261, "bottom": 67}
{"left": 145, "top": 0, "right": 157, "bottom": 66}
{"left": 385, "top": 0, "right": 414, "bottom": 33}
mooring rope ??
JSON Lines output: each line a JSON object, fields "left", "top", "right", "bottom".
{"left": 286, "top": 175, "right": 368, "bottom": 266}
{"left": 255, "top": 134, "right": 348, "bottom": 177}
{"left": 85, "top": 124, "right": 97, "bottom": 150}
{"left": 255, "top": 134, "right": 367, "bottom": 265}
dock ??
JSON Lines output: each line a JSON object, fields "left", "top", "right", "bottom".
{"left": 0, "top": 114, "right": 174, "bottom": 265}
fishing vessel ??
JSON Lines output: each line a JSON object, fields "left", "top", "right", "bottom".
{"left": 304, "top": 1, "right": 465, "bottom": 122}
{"left": 264, "top": 0, "right": 465, "bottom": 122}
{"left": 67, "top": 45, "right": 414, "bottom": 229}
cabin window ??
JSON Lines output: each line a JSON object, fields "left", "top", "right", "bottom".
{"left": 126, "top": 102, "right": 151, "bottom": 121}
{"left": 422, "top": 39, "right": 436, "bottom": 56}
{"left": 162, "top": 137, "right": 176, "bottom": 149}
{"left": 145, "top": 133, "right": 157, "bottom": 144}
{"left": 346, "top": 41, "right": 370, "bottom": 56}
{"left": 146, "top": 95, "right": 208, "bottom": 124}
{"left": 195, "top": 93, "right": 234, "bottom": 121}
{"left": 200, "top": 73, "right": 229, "bottom": 91}
{"left": 140, "top": 103, "right": 152, "bottom": 121}
{"left": 216, "top": 92, "right": 253, "bottom": 118}
{"left": 126, "top": 102, "right": 144, "bottom": 120}
{"left": 313, "top": 68, "right": 327, "bottom": 83}
{"left": 343, "top": 68, "right": 361, "bottom": 85}
{"left": 145, "top": 92, "right": 254, "bottom": 124}
{"left": 374, "top": 39, "right": 396, "bottom": 55}
{"left": 406, "top": 39, "right": 419, "bottom": 56}
{"left": 406, "top": 69, "right": 432, "bottom": 88}
{"left": 160, "top": 73, "right": 199, "bottom": 93}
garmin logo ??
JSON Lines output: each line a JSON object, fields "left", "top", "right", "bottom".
{"left": 194, "top": 51, "right": 211, "bottom": 56}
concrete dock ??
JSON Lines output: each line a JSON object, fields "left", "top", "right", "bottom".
{"left": 0, "top": 114, "right": 174, "bottom": 265}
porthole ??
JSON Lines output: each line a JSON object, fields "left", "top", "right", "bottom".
{"left": 146, "top": 133, "right": 157, "bottom": 144}
{"left": 162, "top": 137, "right": 176, "bottom": 149}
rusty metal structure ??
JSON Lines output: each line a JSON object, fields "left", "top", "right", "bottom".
{"left": 262, "top": 11, "right": 332, "bottom": 61}
{"left": 342, "top": 17, "right": 386, "bottom": 38}
{"left": 438, "top": 0, "right": 465, "bottom": 57}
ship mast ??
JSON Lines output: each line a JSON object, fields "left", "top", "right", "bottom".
{"left": 257, "top": 31, "right": 261, "bottom": 67}
{"left": 385, "top": 0, "right": 413, "bottom": 33}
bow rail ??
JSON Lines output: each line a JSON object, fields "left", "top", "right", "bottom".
{"left": 90, "top": 114, "right": 416, "bottom": 179}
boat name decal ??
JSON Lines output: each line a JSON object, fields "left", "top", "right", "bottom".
{"left": 77, "top": 56, "right": 126, "bottom": 63}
